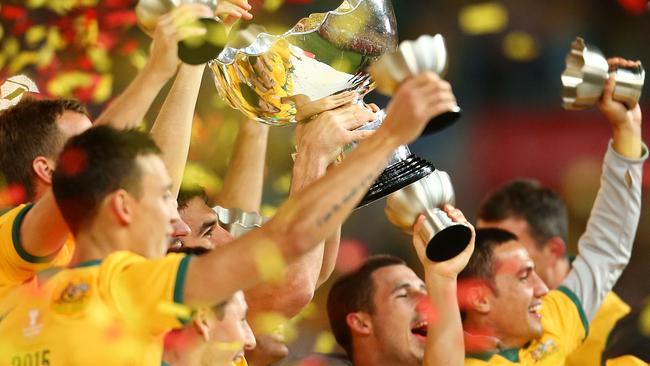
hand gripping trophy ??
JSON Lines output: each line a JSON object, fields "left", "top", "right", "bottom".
{"left": 209, "top": 0, "right": 471, "bottom": 260}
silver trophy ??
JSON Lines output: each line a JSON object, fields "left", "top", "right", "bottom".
{"left": 210, "top": 0, "right": 458, "bottom": 207}
{"left": 562, "top": 37, "right": 645, "bottom": 110}
{"left": 213, "top": 205, "right": 268, "bottom": 238}
{"left": 385, "top": 170, "right": 472, "bottom": 261}
{"left": 136, "top": 0, "right": 227, "bottom": 64}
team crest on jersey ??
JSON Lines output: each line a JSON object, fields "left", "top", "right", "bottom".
{"left": 530, "top": 339, "right": 558, "bottom": 362}
{"left": 51, "top": 277, "right": 91, "bottom": 314}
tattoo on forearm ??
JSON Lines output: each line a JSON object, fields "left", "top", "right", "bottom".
{"left": 315, "top": 163, "right": 384, "bottom": 227}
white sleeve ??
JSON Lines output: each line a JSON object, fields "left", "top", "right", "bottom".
{"left": 562, "top": 140, "right": 647, "bottom": 321}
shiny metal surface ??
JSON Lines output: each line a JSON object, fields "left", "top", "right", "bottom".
{"left": 385, "top": 170, "right": 472, "bottom": 261}
{"left": 213, "top": 205, "right": 268, "bottom": 238}
{"left": 562, "top": 37, "right": 645, "bottom": 110}
{"left": 209, "top": 0, "right": 398, "bottom": 125}
{"left": 369, "top": 34, "right": 448, "bottom": 95}
{"left": 136, "top": 0, "right": 219, "bottom": 35}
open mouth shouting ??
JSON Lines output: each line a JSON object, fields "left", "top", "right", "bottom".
{"left": 410, "top": 320, "right": 428, "bottom": 342}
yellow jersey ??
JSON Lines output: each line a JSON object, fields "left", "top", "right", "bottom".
{"left": 0, "top": 251, "right": 191, "bottom": 366}
{"left": 0, "top": 204, "right": 74, "bottom": 295}
{"left": 566, "top": 292, "right": 630, "bottom": 366}
{"left": 606, "top": 356, "right": 648, "bottom": 366}
{"left": 466, "top": 286, "right": 589, "bottom": 365}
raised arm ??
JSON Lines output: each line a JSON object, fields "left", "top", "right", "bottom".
{"left": 183, "top": 73, "right": 459, "bottom": 306}
{"left": 150, "top": 64, "right": 205, "bottom": 198}
{"left": 243, "top": 102, "right": 375, "bottom": 318}
{"left": 214, "top": 119, "right": 269, "bottom": 212}
{"left": 412, "top": 205, "right": 474, "bottom": 366}
{"left": 562, "top": 58, "right": 647, "bottom": 320}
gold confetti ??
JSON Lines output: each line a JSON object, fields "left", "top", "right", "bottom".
{"left": 92, "top": 74, "right": 113, "bottom": 103}
{"left": 26, "top": 25, "right": 47, "bottom": 45}
{"left": 3, "top": 37, "right": 20, "bottom": 57}
{"left": 8, "top": 51, "right": 40, "bottom": 74}
{"left": 46, "top": 71, "right": 93, "bottom": 97}
{"left": 264, "top": 0, "right": 284, "bottom": 12}
{"left": 87, "top": 47, "right": 112, "bottom": 72}
{"left": 458, "top": 2, "right": 509, "bottom": 35}
{"left": 158, "top": 301, "right": 194, "bottom": 321}
{"left": 502, "top": 31, "right": 539, "bottom": 61}
{"left": 640, "top": 301, "right": 650, "bottom": 336}
{"left": 253, "top": 239, "right": 286, "bottom": 283}
{"left": 313, "top": 331, "right": 337, "bottom": 353}
{"left": 129, "top": 49, "right": 148, "bottom": 70}
{"left": 182, "top": 162, "right": 223, "bottom": 196}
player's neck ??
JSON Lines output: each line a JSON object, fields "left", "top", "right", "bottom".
{"left": 72, "top": 222, "right": 130, "bottom": 263}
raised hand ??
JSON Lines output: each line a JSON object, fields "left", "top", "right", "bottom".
{"left": 412, "top": 205, "right": 475, "bottom": 279}
{"left": 147, "top": 4, "right": 213, "bottom": 76}
{"left": 296, "top": 103, "right": 377, "bottom": 165}
{"left": 217, "top": 0, "right": 253, "bottom": 25}
{"left": 380, "top": 72, "right": 458, "bottom": 146}
{"left": 598, "top": 58, "right": 643, "bottom": 158}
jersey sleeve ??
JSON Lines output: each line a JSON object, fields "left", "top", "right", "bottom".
{"left": 0, "top": 204, "right": 74, "bottom": 291}
{"left": 562, "top": 142, "right": 647, "bottom": 321}
{"left": 101, "top": 252, "right": 193, "bottom": 336}
{"left": 541, "top": 288, "right": 589, "bottom": 355}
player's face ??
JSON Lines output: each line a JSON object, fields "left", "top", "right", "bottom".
{"left": 366, "top": 265, "right": 429, "bottom": 366}
{"left": 477, "top": 217, "right": 555, "bottom": 288}
{"left": 131, "top": 155, "right": 180, "bottom": 258}
{"left": 486, "top": 241, "right": 549, "bottom": 347}
{"left": 207, "top": 291, "right": 256, "bottom": 363}
{"left": 176, "top": 197, "right": 234, "bottom": 252}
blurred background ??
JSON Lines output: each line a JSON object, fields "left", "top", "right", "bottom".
{"left": 1, "top": 0, "right": 649, "bottom": 362}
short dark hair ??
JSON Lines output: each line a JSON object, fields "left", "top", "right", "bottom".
{"left": 458, "top": 228, "right": 518, "bottom": 292}
{"left": 327, "top": 255, "right": 406, "bottom": 357}
{"left": 0, "top": 97, "right": 88, "bottom": 201}
{"left": 177, "top": 186, "right": 209, "bottom": 210}
{"left": 477, "top": 179, "right": 568, "bottom": 248}
{"left": 52, "top": 126, "right": 160, "bottom": 234}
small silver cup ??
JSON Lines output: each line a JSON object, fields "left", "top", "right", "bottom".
{"left": 369, "top": 34, "right": 462, "bottom": 135}
{"left": 385, "top": 169, "right": 472, "bottom": 261}
{"left": 136, "top": 0, "right": 227, "bottom": 65}
{"left": 213, "top": 205, "right": 268, "bottom": 238}
{"left": 561, "top": 37, "right": 645, "bottom": 110}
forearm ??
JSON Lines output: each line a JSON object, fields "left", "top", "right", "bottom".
{"left": 244, "top": 149, "right": 330, "bottom": 317}
{"left": 185, "top": 131, "right": 398, "bottom": 305}
{"left": 215, "top": 119, "right": 269, "bottom": 212}
{"left": 150, "top": 64, "right": 204, "bottom": 197}
{"left": 424, "top": 273, "right": 464, "bottom": 366}
{"left": 317, "top": 228, "right": 341, "bottom": 288}
{"left": 612, "top": 123, "right": 642, "bottom": 159}
{"left": 563, "top": 141, "right": 647, "bottom": 319}
{"left": 94, "top": 62, "right": 173, "bottom": 128}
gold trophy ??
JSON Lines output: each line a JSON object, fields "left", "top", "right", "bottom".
{"left": 210, "top": 0, "right": 460, "bottom": 207}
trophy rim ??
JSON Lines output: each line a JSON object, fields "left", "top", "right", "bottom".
{"left": 211, "top": 0, "right": 396, "bottom": 66}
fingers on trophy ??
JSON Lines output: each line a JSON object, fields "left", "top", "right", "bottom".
{"left": 561, "top": 37, "right": 645, "bottom": 110}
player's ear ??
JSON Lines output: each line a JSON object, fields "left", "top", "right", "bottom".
{"left": 347, "top": 312, "right": 372, "bottom": 336}
{"left": 110, "top": 189, "right": 134, "bottom": 225}
{"left": 32, "top": 156, "right": 55, "bottom": 185}
{"left": 193, "top": 309, "right": 211, "bottom": 342}
{"left": 543, "top": 237, "right": 566, "bottom": 263}
{"left": 461, "top": 280, "right": 492, "bottom": 314}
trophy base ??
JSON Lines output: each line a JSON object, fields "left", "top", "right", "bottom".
{"left": 422, "top": 108, "right": 461, "bottom": 136}
{"left": 357, "top": 154, "right": 435, "bottom": 208}
{"left": 426, "top": 224, "right": 473, "bottom": 262}
{"left": 178, "top": 18, "right": 226, "bottom": 65}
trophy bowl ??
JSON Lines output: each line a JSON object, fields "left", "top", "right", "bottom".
{"left": 385, "top": 169, "right": 472, "bottom": 261}
{"left": 561, "top": 37, "right": 645, "bottom": 110}
{"left": 210, "top": 0, "right": 457, "bottom": 207}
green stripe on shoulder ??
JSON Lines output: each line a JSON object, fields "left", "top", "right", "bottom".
{"left": 11, "top": 204, "right": 59, "bottom": 264}
{"left": 173, "top": 255, "right": 192, "bottom": 304}
{"left": 557, "top": 285, "right": 589, "bottom": 339}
